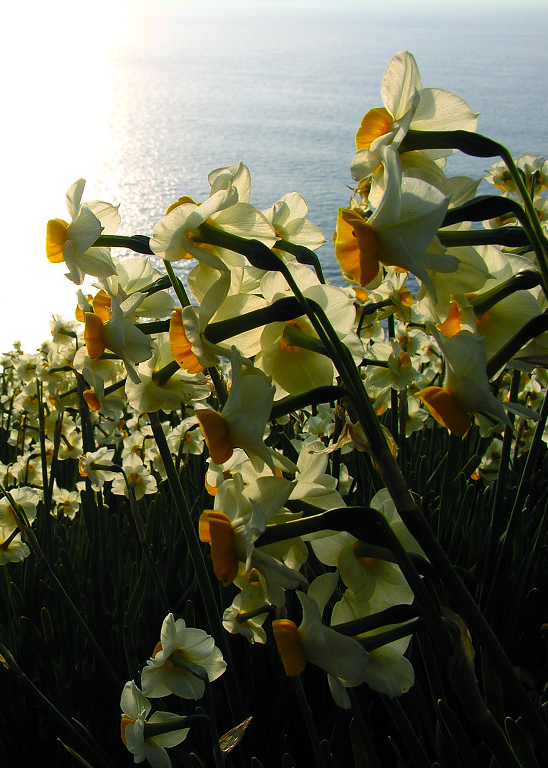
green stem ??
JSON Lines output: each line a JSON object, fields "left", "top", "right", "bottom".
{"left": 275, "top": 238, "right": 325, "bottom": 283}
{"left": 437, "top": 227, "right": 529, "bottom": 249}
{"left": 147, "top": 411, "right": 245, "bottom": 723}
{"left": 126, "top": 486, "right": 171, "bottom": 615}
{"left": 498, "top": 144, "right": 548, "bottom": 294}
{"left": 35, "top": 380, "right": 51, "bottom": 513}
{"left": 482, "top": 368, "right": 520, "bottom": 593}
{"left": 0, "top": 642, "right": 118, "bottom": 768}
{"left": 95, "top": 234, "right": 154, "bottom": 255}
{"left": 483, "top": 383, "right": 548, "bottom": 620}
{"left": 470, "top": 271, "right": 541, "bottom": 316}
{"left": 290, "top": 676, "right": 328, "bottom": 768}
{"left": 0, "top": 482, "right": 122, "bottom": 689}
{"left": 163, "top": 260, "right": 191, "bottom": 308}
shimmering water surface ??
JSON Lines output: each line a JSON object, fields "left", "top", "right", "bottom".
{"left": 3, "top": 0, "right": 548, "bottom": 350}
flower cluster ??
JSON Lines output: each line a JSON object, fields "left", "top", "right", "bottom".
{"left": 0, "top": 47, "right": 546, "bottom": 767}
{"left": 120, "top": 613, "right": 226, "bottom": 766}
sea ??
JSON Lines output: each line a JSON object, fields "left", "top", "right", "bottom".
{"left": 2, "top": 0, "right": 548, "bottom": 350}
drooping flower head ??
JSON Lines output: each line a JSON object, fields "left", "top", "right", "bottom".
{"left": 46, "top": 178, "right": 120, "bottom": 285}
{"left": 350, "top": 51, "right": 478, "bottom": 189}
{"left": 416, "top": 329, "right": 511, "bottom": 436}
{"left": 141, "top": 613, "right": 226, "bottom": 700}
{"left": 120, "top": 680, "right": 189, "bottom": 767}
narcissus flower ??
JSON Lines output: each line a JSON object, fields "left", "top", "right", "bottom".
{"left": 222, "top": 569, "right": 270, "bottom": 644}
{"left": 111, "top": 453, "right": 158, "bottom": 500}
{"left": 120, "top": 680, "right": 189, "bottom": 767}
{"left": 272, "top": 573, "right": 370, "bottom": 690}
{"left": 150, "top": 167, "right": 276, "bottom": 271}
{"left": 125, "top": 336, "right": 210, "bottom": 412}
{"left": 199, "top": 472, "right": 305, "bottom": 604}
{"left": 196, "top": 348, "right": 295, "bottom": 473}
{"left": 169, "top": 273, "right": 233, "bottom": 373}
{"left": 262, "top": 192, "right": 326, "bottom": 252}
{"left": 46, "top": 178, "right": 120, "bottom": 285}
{"left": 141, "top": 613, "right": 226, "bottom": 700}
{"left": 95, "top": 256, "right": 176, "bottom": 320}
{"left": 0, "top": 487, "right": 40, "bottom": 533}
{"left": 256, "top": 265, "right": 360, "bottom": 395}
{"left": 83, "top": 294, "right": 153, "bottom": 385}
{"left": 350, "top": 50, "right": 478, "bottom": 185}
{"left": 331, "top": 587, "right": 415, "bottom": 701}
{"left": 416, "top": 329, "right": 511, "bottom": 436}
{"left": 78, "top": 447, "right": 118, "bottom": 491}
{"left": 335, "top": 146, "right": 457, "bottom": 298}
{"left": 0, "top": 525, "right": 30, "bottom": 565}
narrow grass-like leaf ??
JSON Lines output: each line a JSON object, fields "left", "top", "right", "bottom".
{"left": 437, "top": 699, "right": 482, "bottom": 768}
{"left": 505, "top": 717, "right": 541, "bottom": 768}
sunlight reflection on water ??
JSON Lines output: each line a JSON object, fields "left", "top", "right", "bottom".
{"left": 2, "top": 0, "right": 547, "bottom": 352}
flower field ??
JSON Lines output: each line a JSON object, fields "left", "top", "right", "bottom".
{"left": 1, "top": 51, "right": 548, "bottom": 767}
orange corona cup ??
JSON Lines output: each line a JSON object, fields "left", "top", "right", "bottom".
{"left": 199, "top": 510, "right": 239, "bottom": 586}
{"left": 416, "top": 385, "right": 472, "bottom": 438}
{"left": 272, "top": 619, "right": 306, "bottom": 676}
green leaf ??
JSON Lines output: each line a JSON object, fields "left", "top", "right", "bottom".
{"left": 188, "top": 754, "right": 207, "bottom": 768}
{"left": 350, "top": 718, "right": 370, "bottom": 768}
{"left": 57, "top": 740, "right": 95, "bottom": 768}
{"left": 437, "top": 700, "right": 482, "bottom": 768}
{"left": 505, "top": 717, "right": 541, "bottom": 768}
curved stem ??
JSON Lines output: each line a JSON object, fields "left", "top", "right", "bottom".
{"left": 147, "top": 411, "right": 245, "bottom": 723}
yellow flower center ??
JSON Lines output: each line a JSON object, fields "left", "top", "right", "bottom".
{"left": 46, "top": 218, "right": 69, "bottom": 262}
{"left": 438, "top": 302, "right": 462, "bottom": 338}
{"left": 355, "top": 106, "right": 393, "bottom": 150}
{"left": 196, "top": 409, "right": 233, "bottom": 466}
{"left": 169, "top": 309, "right": 204, "bottom": 374}
{"left": 279, "top": 319, "right": 310, "bottom": 355}
{"left": 416, "top": 386, "right": 472, "bottom": 437}
{"left": 272, "top": 619, "right": 306, "bottom": 676}
{"left": 151, "top": 641, "right": 189, "bottom": 670}
{"left": 353, "top": 540, "right": 376, "bottom": 566}
{"left": 120, "top": 716, "right": 134, "bottom": 746}
{"left": 83, "top": 312, "right": 106, "bottom": 359}
{"left": 165, "top": 195, "right": 196, "bottom": 215}
{"left": 334, "top": 208, "right": 380, "bottom": 287}
{"left": 83, "top": 389, "right": 101, "bottom": 411}
{"left": 199, "top": 509, "right": 239, "bottom": 586}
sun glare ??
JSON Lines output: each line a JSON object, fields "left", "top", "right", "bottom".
{"left": 0, "top": 1, "right": 132, "bottom": 352}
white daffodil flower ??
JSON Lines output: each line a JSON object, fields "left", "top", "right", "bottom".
{"left": 195, "top": 348, "right": 296, "bottom": 473}
{"left": 199, "top": 472, "right": 305, "bottom": 605}
{"left": 336, "top": 145, "right": 458, "bottom": 299}
{"left": 141, "top": 613, "right": 226, "bottom": 700}
{"left": 120, "top": 680, "right": 189, "bottom": 766}
{"left": 331, "top": 587, "right": 415, "bottom": 702}
{"left": 417, "top": 329, "right": 511, "bottom": 436}
{"left": 96, "top": 256, "right": 176, "bottom": 320}
{"left": 150, "top": 167, "right": 276, "bottom": 272}
{"left": 83, "top": 294, "right": 153, "bottom": 385}
{"left": 46, "top": 178, "right": 120, "bottom": 285}
{"left": 111, "top": 453, "right": 157, "bottom": 500}
{"left": 272, "top": 572, "right": 370, "bottom": 704}
{"left": 350, "top": 50, "right": 478, "bottom": 186}
{"left": 126, "top": 336, "right": 210, "bottom": 413}
{"left": 263, "top": 192, "right": 326, "bottom": 252}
